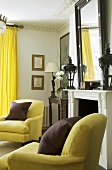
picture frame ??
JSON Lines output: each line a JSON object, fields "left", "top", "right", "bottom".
{"left": 60, "top": 33, "right": 69, "bottom": 70}
{"left": 32, "top": 55, "right": 44, "bottom": 71}
{"left": 32, "top": 75, "right": 44, "bottom": 90}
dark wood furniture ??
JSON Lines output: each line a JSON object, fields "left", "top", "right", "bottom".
{"left": 48, "top": 97, "right": 68, "bottom": 126}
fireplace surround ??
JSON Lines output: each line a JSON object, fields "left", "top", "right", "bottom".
{"left": 67, "top": 89, "right": 112, "bottom": 170}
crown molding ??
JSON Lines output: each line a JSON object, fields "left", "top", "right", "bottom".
{"left": 23, "top": 25, "right": 57, "bottom": 32}
{"left": 53, "top": 0, "right": 78, "bottom": 17}
{"left": 52, "top": 0, "right": 79, "bottom": 31}
{"left": 17, "top": 0, "right": 79, "bottom": 32}
{"left": 57, "top": 20, "right": 70, "bottom": 32}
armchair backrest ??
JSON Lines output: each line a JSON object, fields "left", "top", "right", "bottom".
{"left": 62, "top": 113, "right": 107, "bottom": 170}
{"left": 14, "top": 99, "right": 44, "bottom": 118}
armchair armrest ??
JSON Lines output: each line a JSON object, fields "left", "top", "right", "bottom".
{"left": 8, "top": 152, "right": 85, "bottom": 170}
{"left": 24, "top": 115, "right": 43, "bottom": 139}
{"left": 0, "top": 116, "right": 6, "bottom": 121}
{"left": 24, "top": 115, "right": 43, "bottom": 126}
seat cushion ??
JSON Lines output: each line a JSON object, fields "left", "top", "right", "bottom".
{"left": 5, "top": 102, "right": 32, "bottom": 121}
{"left": 38, "top": 117, "right": 81, "bottom": 155}
{"left": 0, "top": 121, "right": 29, "bottom": 134}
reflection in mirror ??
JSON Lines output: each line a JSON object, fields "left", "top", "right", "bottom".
{"left": 81, "top": 0, "right": 100, "bottom": 81}
{"left": 75, "top": 0, "right": 105, "bottom": 88}
{"left": 82, "top": 28, "right": 100, "bottom": 80}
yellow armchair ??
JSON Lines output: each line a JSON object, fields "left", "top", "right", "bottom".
{"left": 0, "top": 113, "right": 107, "bottom": 170}
{"left": 0, "top": 99, "right": 44, "bottom": 143}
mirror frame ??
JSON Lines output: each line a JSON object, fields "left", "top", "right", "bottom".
{"left": 75, "top": 0, "right": 106, "bottom": 88}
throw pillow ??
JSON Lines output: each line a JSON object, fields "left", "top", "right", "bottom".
{"left": 5, "top": 102, "right": 32, "bottom": 121}
{"left": 65, "top": 116, "right": 81, "bottom": 125}
{"left": 38, "top": 116, "right": 81, "bottom": 155}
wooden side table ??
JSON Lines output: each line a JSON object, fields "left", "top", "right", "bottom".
{"left": 48, "top": 97, "right": 68, "bottom": 126}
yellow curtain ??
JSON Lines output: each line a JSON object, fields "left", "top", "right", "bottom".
{"left": 0, "top": 26, "right": 18, "bottom": 116}
{"left": 82, "top": 29, "right": 95, "bottom": 81}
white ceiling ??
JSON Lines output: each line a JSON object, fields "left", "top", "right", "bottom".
{"left": 0, "top": 0, "right": 78, "bottom": 31}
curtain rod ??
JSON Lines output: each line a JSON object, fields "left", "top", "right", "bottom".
{"left": 81, "top": 26, "right": 99, "bottom": 29}
{"left": 6, "top": 24, "right": 24, "bottom": 29}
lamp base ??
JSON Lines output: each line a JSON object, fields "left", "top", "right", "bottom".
{"left": 50, "top": 91, "right": 57, "bottom": 98}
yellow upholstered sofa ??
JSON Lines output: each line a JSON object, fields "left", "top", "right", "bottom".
{"left": 0, "top": 99, "right": 44, "bottom": 143}
{"left": 0, "top": 113, "right": 107, "bottom": 170}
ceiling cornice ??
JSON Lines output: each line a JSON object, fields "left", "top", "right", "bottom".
{"left": 18, "top": 0, "right": 79, "bottom": 32}
{"left": 53, "top": 0, "right": 78, "bottom": 17}
{"left": 23, "top": 25, "right": 57, "bottom": 32}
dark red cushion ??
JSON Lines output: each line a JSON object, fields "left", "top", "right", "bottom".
{"left": 5, "top": 102, "right": 32, "bottom": 121}
{"left": 38, "top": 116, "right": 81, "bottom": 155}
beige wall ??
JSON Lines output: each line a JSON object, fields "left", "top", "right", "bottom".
{"left": 17, "top": 25, "right": 70, "bottom": 123}
{"left": 18, "top": 29, "right": 58, "bottom": 106}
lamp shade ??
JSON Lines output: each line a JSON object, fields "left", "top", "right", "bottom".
{"left": 45, "top": 62, "right": 59, "bottom": 73}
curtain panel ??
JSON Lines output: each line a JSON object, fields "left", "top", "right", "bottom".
{"left": 82, "top": 29, "right": 95, "bottom": 81}
{"left": 0, "top": 26, "right": 18, "bottom": 116}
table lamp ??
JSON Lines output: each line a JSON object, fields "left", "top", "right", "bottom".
{"left": 45, "top": 62, "right": 59, "bottom": 98}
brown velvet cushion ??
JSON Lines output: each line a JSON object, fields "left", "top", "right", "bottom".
{"left": 65, "top": 116, "right": 81, "bottom": 125}
{"left": 5, "top": 102, "right": 32, "bottom": 121}
{"left": 38, "top": 116, "right": 81, "bottom": 155}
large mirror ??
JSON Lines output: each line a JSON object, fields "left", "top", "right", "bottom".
{"left": 75, "top": 0, "right": 106, "bottom": 88}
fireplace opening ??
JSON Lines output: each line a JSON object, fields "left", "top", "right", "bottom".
{"left": 79, "top": 99, "right": 98, "bottom": 118}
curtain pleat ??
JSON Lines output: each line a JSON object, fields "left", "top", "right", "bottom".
{"left": 0, "top": 26, "right": 18, "bottom": 116}
{"left": 82, "top": 29, "right": 95, "bottom": 81}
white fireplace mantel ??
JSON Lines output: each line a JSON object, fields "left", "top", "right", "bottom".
{"left": 67, "top": 89, "right": 112, "bottom": 170}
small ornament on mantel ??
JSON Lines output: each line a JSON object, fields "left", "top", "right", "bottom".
{"left": 63, "top": 56, "right": 77, "bottom": 89}
{"left": 99, "top": 43, "right": 112, "bottom": 90}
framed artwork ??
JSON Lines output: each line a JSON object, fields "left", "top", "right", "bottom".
{"left": 60, "top": 33, "right": 69, "bottom": 98}
{"left": 60, "top": 33, "right": 69, "bottom": 70}
{"left": 32, "top": 55, "right": 44, "bottom": 71}
{"left": 32, "top": 75, "right": 44, "bottom": 90}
